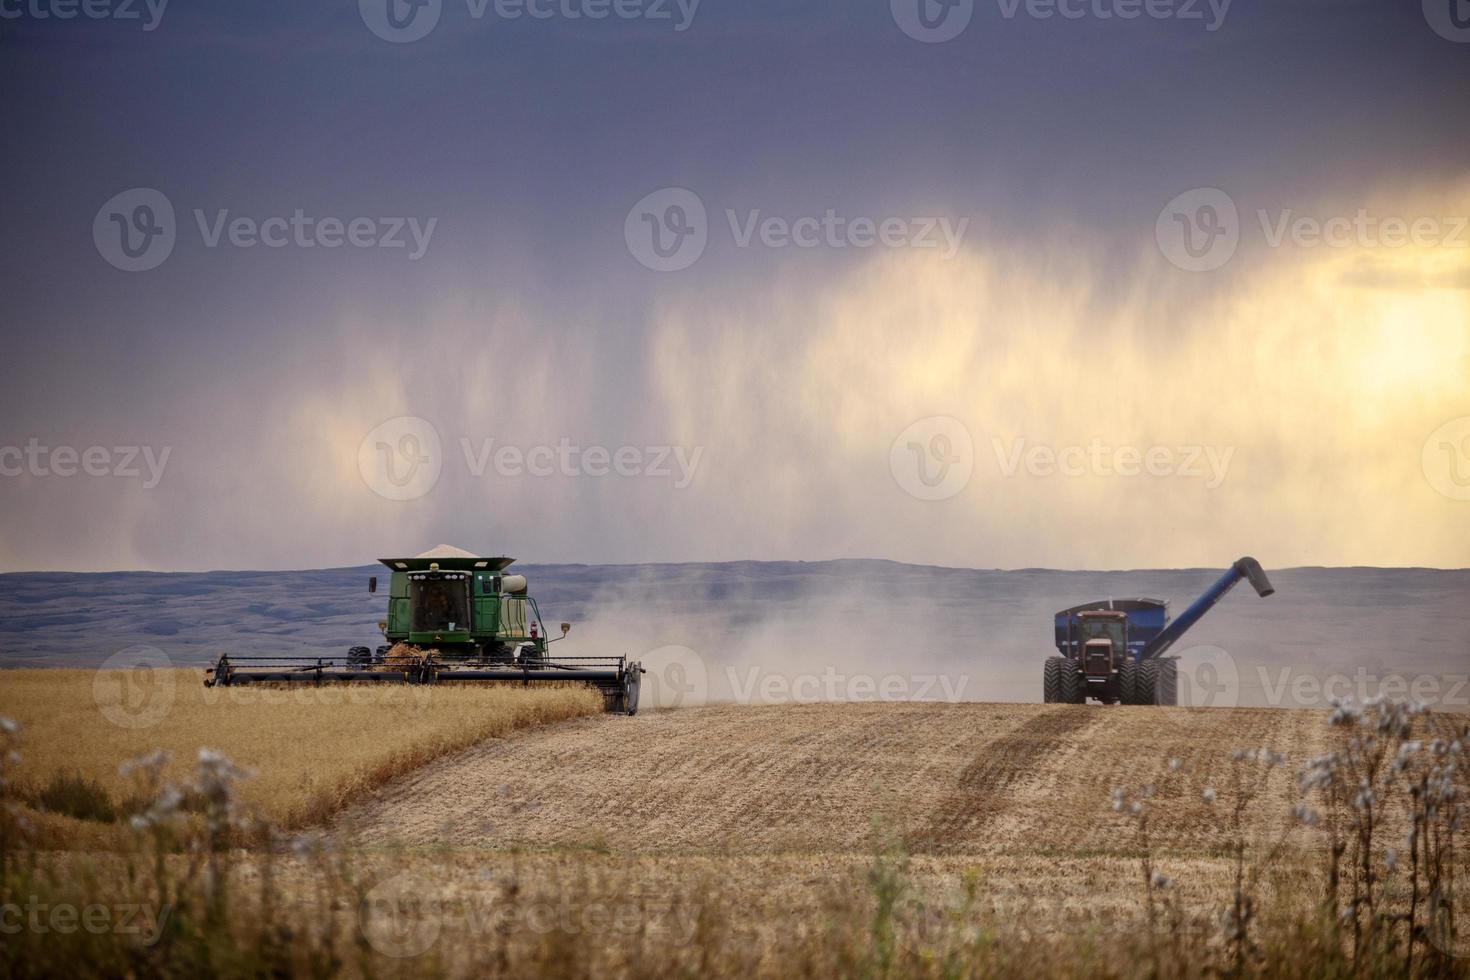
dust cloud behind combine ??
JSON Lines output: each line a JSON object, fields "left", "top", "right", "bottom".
{"left": 3, "top": 562, "right": 1465, "bottom": 713}
{"left": 556, "top": 562, "right": 1470, "bottom": 711}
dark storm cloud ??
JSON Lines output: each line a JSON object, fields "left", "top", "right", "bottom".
{"left": 0, "top": 0, "right": 1466, "bottom": 570}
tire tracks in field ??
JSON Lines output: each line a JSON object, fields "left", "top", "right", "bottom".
{"left": 342, "top": 702, "right": 1340, "bottom": 859}
{"left": 908, "top": 705, "right": 1104, "bottom": 854}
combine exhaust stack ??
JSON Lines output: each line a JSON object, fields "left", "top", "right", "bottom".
{"left": 203, "top": 546, "right": 644, "bottom": 715}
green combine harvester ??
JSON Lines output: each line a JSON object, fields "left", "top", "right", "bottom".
{"left": 204, "top": 545, "right": 644, "bottom": 714}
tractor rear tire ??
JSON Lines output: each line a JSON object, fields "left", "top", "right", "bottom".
{"left": 1060, "top": 659, "right": 1087, "bottom": 704}
{"left": 1156, "top": 657, "right": 1179, "bottom": 706}
{"left": 374, "top": 645, "right": 391, "bottom": 665}
{"left": 347, "top": 646, "right": 372, "bottom": 668}
{"left": 1043, "top": 656, "right": 1064, "bottom": 703}
{"left": 1119, "top": 660, "right": 1139, "bottom": 705}
{"left": 1139, "top": 659, "right": 1161, "bottom": 705}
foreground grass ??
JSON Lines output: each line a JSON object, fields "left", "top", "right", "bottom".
{"left": 0, "top": 692, "right": 1464, "bottom": 977}
{"left": 0, "top": 669, "right": 602, "bottom": 835}
{"left": 5, "top": 840, "right": 1467, "bottom": 979}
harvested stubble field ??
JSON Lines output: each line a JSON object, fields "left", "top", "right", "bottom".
{"left": 327, "top": 701, "right": 1467, "bottom": 973}
{"left": 346, "top": 701, "right": 1338, "bottom": 855}
{"left": 3, "top": 690, "right": 1466, "bottom": 977}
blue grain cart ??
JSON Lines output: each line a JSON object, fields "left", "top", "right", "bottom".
{"left": 1043, "top": 556, "right": 1275, "bottom": 705}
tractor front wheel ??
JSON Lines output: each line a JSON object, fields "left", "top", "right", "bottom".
{"left": 1119, "top": 660, "right": 1139, "bottom": 705}
{"left": 1060, "top": 659, "right": 1087, "bottom": 704}
{"left": 1043, "top": 656, "right": 1064, "bottom": 703}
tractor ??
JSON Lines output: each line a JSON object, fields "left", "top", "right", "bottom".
{"left": 1043, "top": 556, "right": 1275, "bottom": 706}
{"left": 205, "top": 545, "right": 644, "bottom": 714}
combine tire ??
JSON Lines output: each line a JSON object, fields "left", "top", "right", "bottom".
{"left": 1043, "top": 656, "right": 1064, "bottom": 703}
{"left": 1119, "top": 660, "right": 1139, "bottom": 705}
{"left": 1060, "top": 660, "right": 1087, "bottom": 704}
{"left": 1156, "top": 657, "right": 1179, "bottom": 706}
{"left": 347, "top": 646, "right": 372, "bottom": 668}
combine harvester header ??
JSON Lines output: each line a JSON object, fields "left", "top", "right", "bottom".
{"left": 205, "top": 545, "right": 644, "bottom": 714}
{"left": 1043, "top": 556, "right": 1275, "bottom": 706}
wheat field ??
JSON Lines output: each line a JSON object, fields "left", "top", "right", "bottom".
{"left": 0, "top": 668, "right": 602, "bottom": 833}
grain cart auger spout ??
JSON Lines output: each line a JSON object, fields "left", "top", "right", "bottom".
{"left": 203, "top": 546, "right": 645, "bottom": 715}
{"left": 1042, "top": 556, "right": 1275, "bottom": 706}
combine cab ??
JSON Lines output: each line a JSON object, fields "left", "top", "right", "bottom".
{"left": 205, "top": 546, "right": 644, "bottom": 714}
{"left": 1043, "top": 556, "right": 1275, "bottom": 706}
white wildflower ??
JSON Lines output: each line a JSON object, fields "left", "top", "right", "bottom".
{"left": 119, "top": 749, "right": 170, "bottom": 779}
